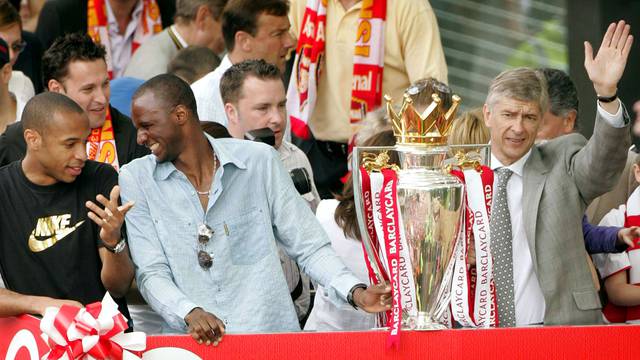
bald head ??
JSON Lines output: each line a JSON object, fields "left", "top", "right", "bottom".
{"left": 22, "top": 92, "right": 86, "bottom": 133}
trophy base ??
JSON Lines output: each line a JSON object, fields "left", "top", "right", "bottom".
{"left": 404, "top": 313, "right": 447, "bottom": 331}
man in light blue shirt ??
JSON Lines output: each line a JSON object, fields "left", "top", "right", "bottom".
{"left": 119, "top": 74, "right": 391, "bottom": 345}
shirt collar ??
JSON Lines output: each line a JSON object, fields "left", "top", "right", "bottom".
{"left": 332, "top": 0, "right": 362, "bottom": 11}
{"left": 277, "top": 141, "right": 293, "bottom": 160}
{"left": 153, "top": 133, "right": 247, "bottom": 181}
{"left": 170, "top": 25, "right": 189, "bottom": 48}
{"left": 105, "top": 0, "right": 144, "bottom": 33}
{"left": 220, "top": 54, "right": 233, "bottom": 67}
{"left": 490, "top": 148, "right": 532, "bottom": 177}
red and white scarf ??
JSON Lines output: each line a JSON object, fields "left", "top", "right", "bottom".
{"left": 287, "top": 0, "right": 386, "bottom": 140}
{"left": 87, "top": 0, "right": 162, "bottom": 78}
{"left": 87, "top": 108, "right": 120, "bottom": 171}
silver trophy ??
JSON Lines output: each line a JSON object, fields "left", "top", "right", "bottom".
{"left": 353, "top": 93, "right": 489, "bottom": 330}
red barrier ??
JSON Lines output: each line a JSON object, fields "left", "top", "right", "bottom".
{"left": 2, "top": 315, "right": 640, "bottom": 359}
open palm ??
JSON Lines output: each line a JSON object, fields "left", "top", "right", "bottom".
{"left": 584, "top": 20, "right": 634, "bottom": 96}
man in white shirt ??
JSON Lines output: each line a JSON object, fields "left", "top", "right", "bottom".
{"left": 190, "top": 0, "right": 294, "bottom": 126}
{"left": 482, "top": 20, "right": 633, "bottom": 326}
{"left": 220, "top": 59, "right": 320, "bottom": 325}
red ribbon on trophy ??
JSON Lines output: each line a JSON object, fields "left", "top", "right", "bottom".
{"left": 359, "top": 167, "right": 390, "bottom": 286}
{"left": 40, "top": 293, "right": 146, "bottom": 360}
{"left": 449, "top": 166, "right": 497, "bottom": 328}
{"left": 360, "top": 167, "right": 392, "bottom": 334}
{"left": 379, "top": 168, "right": 402, "bottom": 348}
{"left": 359, "top": 167, "right": 392, "bottom": 329}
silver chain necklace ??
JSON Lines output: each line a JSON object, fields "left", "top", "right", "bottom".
{"left": 196, "top": 154, "right": 217, "bottom": 197}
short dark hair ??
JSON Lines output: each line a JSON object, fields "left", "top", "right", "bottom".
{"left": 168, "top": 46, "right": 221, "bottom": 84}
{"left": 221, "top": 0, "right": 289, "bottom": 51}
{"left": 133, "top": 74, "right": 199, "bottom": 121}
{"left": 219, "top": 59, "right": 281, "bottom": 104}
{"left": 42, "top": 33, "right": 106, "bottom": 87}
{"left": 539, "top": 68, "right": 579, "bottom": 128}
{"left": 0, "top": 0, "right": 20, "bottom": 28}
{"left": 22, "top": 92, "right": 84, "bottom": 132}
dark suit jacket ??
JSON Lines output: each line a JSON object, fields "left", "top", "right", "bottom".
{"left": 0, "top": 106, "right": 149, "bottom": 167}
{"left": 35, "top": 0, "right": 176, "bottom": 51}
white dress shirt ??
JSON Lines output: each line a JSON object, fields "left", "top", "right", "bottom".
{"left": 105, "top": 0, "right": 144, "bottom": 78}
{"left": 190, "top": 55, "right": 233, "bottom": 126}
{"left": 8, "top": 71, "right": 34, "bottom": 102}
{"left": 8, "top": 71, "right": 32, "bottom": 122}
{"left": 491, "top": 101, "right": 625, "bottom": 326}
{"left": 13, "top": 94, "right": 26, "bottom": 122}
{"left": 278, "top": 141, "right": 321, "bottom": 211}
{"left": 491, "top": 149, "right": 546, "bottom": 326}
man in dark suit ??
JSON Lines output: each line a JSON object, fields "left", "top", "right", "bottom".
{"left": 0, "top": 33, "right": 148, "bottom": 167}
{"left": 483, "top": 20, "right": 633, "bottom": 326}
{"left": 35, "top": 0, "right": 175, "bottom": 77}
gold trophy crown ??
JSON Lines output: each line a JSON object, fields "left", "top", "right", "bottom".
{"left": 385, "top": 92, "right": 461, "bottom": 146}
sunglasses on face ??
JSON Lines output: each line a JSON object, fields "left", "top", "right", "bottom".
{"left": 197, "top": 224, "right": 214, "bottom": 269}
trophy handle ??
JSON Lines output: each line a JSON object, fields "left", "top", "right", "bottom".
{"left": 352, "top": 147, "right": 385, "bottom": 284}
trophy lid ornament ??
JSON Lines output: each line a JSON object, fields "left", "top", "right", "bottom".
{"left": 385, "top": 91, "right": 461, "bottom": 147}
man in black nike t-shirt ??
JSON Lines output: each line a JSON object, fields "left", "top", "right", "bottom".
{"left": 0, "top": 92, "right": 134, "bottom": 319}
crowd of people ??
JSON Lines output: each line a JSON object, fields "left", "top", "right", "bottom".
{"left": 0, "top": 0, "right": 638, "bottom": 346}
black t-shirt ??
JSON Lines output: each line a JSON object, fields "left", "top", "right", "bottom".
{"left": 0, "top": 160, "right": 130, "bottom": 319}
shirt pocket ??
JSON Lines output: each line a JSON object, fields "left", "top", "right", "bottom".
{"left": 155, "top": 218, "right": 199, "bottom": 269}
{"left": 572, "top": 289, "right": 602, "bottom": 311}
{"left": 225, "top": 208, "right": 271, "bottom": 266}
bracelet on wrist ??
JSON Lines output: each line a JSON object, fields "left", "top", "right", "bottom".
{"left": 597, "top": 92, "right": 618, "bottom": 103}
{"left": 103, "top": 238, "right": 127, "bottom": 254}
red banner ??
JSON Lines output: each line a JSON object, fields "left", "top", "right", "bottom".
{"left": 3, "top": 315, "right": 640, "bottom": 359}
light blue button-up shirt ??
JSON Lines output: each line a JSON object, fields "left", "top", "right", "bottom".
{"left": 119, "top": 134, "right": 360, "bottom": 333}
